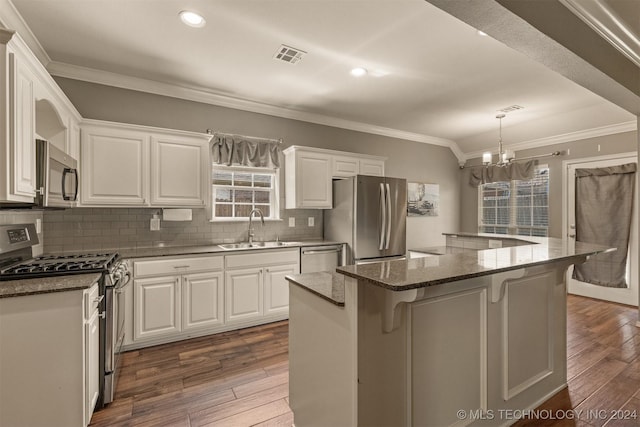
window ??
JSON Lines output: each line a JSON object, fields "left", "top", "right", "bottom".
{"left": 478, "top": 166, "right": 549, "bottom": 237}
{"left": 211, "top": 166, "right": 280, "bottom": 220}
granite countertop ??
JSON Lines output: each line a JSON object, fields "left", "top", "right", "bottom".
{"left": 286, "top": 271, "right": 345, "bottom": 306}
{"left": 442, "top": 231, "right": 536, "bottom": 243}
{"left": 0, "top": 273, "right": 102, "bottom": 298}
{"left": 339, "top": 235, "right": 614, "bottom": 291}
{"left": 409, "top": 246, "right": 478, "bottom": 255}
{"left": 94, "top": 240, "right": 343, "bottom": 259}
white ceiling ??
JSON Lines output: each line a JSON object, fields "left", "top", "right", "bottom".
{"left": 1, "top": 0, "right": 637, "bottom": 160}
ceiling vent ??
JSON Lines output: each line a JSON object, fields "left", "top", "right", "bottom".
{"left": 498, "top": 105, "right": 524, "bottom": 113}
{"left": 273, "top": 44, "right": 306, "bottom": 64}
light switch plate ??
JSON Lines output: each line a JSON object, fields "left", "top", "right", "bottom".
{"left": 308, "top": 217, "right": 314, "bottom": 227}
{"left": 35, "top": 218, "right": 42, "bottom": 233}
{"left": 289, "top": 217, "right": 295, "bottom": 227}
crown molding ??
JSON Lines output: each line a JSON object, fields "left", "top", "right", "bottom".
{"left": 0, "top": 0, "right": 50, "bottom": 67}
{"left": 465, "top": 120, "right": 638, "bottom": 160}
{"left": 47, "top": 60, "right": 465, "bottom": 162}
{"left": 559, "top": 0, "right": 640, "bottom": 68}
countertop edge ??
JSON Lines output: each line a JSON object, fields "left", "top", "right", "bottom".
{"left": 337, "top": 242, "right": 613, "bottom": 291}
{"left": 0, "top": 273, "right": 102, "bottom": 299}
{"left": 286, "top": 272, "right": 345, "bottom": 306}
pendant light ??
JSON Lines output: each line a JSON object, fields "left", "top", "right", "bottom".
{"left": 482, "top": 114, "right": 515, "bottom": 166}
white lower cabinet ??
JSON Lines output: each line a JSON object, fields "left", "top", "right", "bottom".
{"left": 225, "top": 267, "right": 263, "bottom": 323}
{"left": 225, "top": 248, "right": 299, "bottom": 327}
{"left": 0, "top": 281, "right": 99, "bottom": 427}
{"left": 84, "top": 283, "right": 100, "bottom": 425}
{"left": 182, "top": 272, "right": 224, "bottom": 330}
{"left": 125, "top": 249, "right": 299, "bottom": 350}
{"left": 264, "top": 264, "right": 296, "bottom": 315}
{"left": 134, "top": 276, "right": 181, "bottom": 340}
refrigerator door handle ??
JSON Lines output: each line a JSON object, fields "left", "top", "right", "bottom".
{"left": 385, "top": 183, "right": 391, "bottom": 249}
{"left": 379, "top": 183, "right": 386, "bottom": 250}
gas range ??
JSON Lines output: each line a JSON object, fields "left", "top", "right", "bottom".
{"left": 0, "top": 223, "right": 122, "bottom": 281}
{"left": 0, "top": 252, "right": 120, "bottom": 280}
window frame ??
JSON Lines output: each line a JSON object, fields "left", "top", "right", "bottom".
{"left": 477, "top": 164, "right": 549, "bottom": 237}
{"left": 209, "top": 165, "right": 281, "bottom": 222}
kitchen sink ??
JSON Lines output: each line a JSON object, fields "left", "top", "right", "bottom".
{"left": 217, "top": 241, "right": 300, "bottom": 250}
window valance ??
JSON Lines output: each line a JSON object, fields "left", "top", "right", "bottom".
{"left": 211, "top": 133, "right": 282, "bottom": 168}
{"left": 469, "top": 160, "right": 535, "bottom": 186}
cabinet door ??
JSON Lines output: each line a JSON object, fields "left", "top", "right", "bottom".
{"left": 9, "top": 53, "right": 36, "bottom": 200}
{"left": 134, "top": 276, "right": 180, "bottom": 340}
{"left": 225, "top": 268, "right": 263, "bottom": 323}
{"left": 182, "top": 271, "right": 224, "bottom": 330}
{"left": 263, "top": 263, "right": 297, "bottom": 315}
{"left": 332, "top": 155, "right": 359, "bottom": 178}
{"left": 84, "top": 308, "right": 99, "bottom": 424}
{"left": 359, "top": 159, "right": 384, "bottom": 176}
{"left": 150, "top": 136, "right": 205, "bottom": 206}
{"left": 81, "top": 127, "right": 148, "bottom": 205}
{"left": 293, "top": 151, "right": 332, "bottom": 208}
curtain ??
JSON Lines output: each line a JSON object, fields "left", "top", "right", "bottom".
{"left": 469, "top": 160, "right": 535, "bottom": 186}
{"left": 211, "top": 134, "right": 281, "bottom": 168}
{"left": 572, "top": 162, "right": 636, "bottom": 288}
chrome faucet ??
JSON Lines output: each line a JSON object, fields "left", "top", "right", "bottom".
{"left": 248, "top": 209, "right": 265, "bottom": 244}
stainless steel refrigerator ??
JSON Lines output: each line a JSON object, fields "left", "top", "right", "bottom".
{"left": 324, "top": 175, "right": 407, "bottom": 264}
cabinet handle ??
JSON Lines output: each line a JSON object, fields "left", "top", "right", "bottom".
{"left": 173, "top": 265, "right": 190, "bottom": 269}
{"left": 98, "top": 312, "right": 106, "bottom": 319}
{"left": 265, "top": 268, "right": 269, "bottom": 272}
{"left": 93, "top": 295, "right": 105, "bottom": 304}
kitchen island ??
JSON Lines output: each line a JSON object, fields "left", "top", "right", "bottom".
{"left": 286, "top": 235, "right": 612, "bottom": 427}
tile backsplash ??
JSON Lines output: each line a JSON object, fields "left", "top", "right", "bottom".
{"left": 42, "top": 208, "right": 323, "bottom": 253}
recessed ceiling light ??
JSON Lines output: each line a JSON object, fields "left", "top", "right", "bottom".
{"left": 179, "top": 10, "right": 206, "bottom": 28}
{"left": 350, "top": 67, "right": 368, "bottom": 77}
{"left": 477, "top": 30, "right": 488, "bottom": 36}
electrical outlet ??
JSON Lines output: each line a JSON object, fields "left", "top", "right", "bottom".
{"left": 150, "top": 218, "right": 161, "bottom": 231}
{"left": 289, "top": 217, "right": 295, "bottom": 227}
{"left": 308, "top": 217, "right": 314, "bottom": 227}
{"left": 35, "top": 218, "right": 42, "bottom": 233}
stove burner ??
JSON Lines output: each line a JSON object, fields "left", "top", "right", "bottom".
{"left": 0, "top": 252, "right": 119, "bottom": 280}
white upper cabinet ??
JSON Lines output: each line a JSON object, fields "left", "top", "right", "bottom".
{"left": 285, "top": 148, "right": 333, "bottom": 209}
{"left": 0, "top": 29, "right": 81, "bottom": 204}
{"left": 332, "top": 154, "right": 385, "bottom": 178}
{"left": 150, "top": 135, "right": 207, "bottom": 206}
{"left": 9, "top": 51, "right": 36, "bottom": 199}
{"left": 284, "top": 146, "right": 386, "bottom": 209}
{"left": 81, "top": 124, "right": 148, "bottom": 205}
{"left": 80, "top": 120, "right": 210, "bottom": 207}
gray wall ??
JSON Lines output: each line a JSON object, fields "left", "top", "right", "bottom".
{"left": 459, "top": 130, "right": 638, "bottom": 237}
{"left": 41, "top": 77, "right": 461, "bottom": 252}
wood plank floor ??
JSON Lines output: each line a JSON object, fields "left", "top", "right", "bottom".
{"left": 90, "top": 295, "right": 639, "bottom": 427}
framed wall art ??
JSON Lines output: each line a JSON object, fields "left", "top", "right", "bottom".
{"left": 407, "top": 182, "right": 439, "bottom": 217}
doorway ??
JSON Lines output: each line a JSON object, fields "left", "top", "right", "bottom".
{"left": 563, "top": 153, "right": 639, "bottom": 307}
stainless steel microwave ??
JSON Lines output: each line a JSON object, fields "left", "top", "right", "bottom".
{"left": 35, "top": 139, "right": 78, "bottom": 208}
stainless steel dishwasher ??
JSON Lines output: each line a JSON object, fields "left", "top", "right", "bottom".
{"left": 300, "top": 244, "right": 343, "bottom": 273}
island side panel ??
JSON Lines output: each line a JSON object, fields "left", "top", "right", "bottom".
{"left": 355, "top": 261, "right": 574, "bottom": 427}
{"left": 288, "top": 277, "right": 358, "bottom": 427}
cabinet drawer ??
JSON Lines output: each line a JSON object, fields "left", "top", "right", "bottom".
{"left": 84, "top": 282, "right": 100, "bottom": 318}
{"left": 134, "top": 255, "right": 223, "bottom": 277}
{"left": 225, "top": 249, "right": 299, "bottom": 269}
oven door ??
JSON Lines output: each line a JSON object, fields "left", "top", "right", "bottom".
{"left": 103, "top": 270, "right": 131, "bottom": 405}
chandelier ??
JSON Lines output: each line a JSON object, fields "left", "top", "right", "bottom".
{"left": 482, "top": 113, "right": 515, "bottom": 166}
